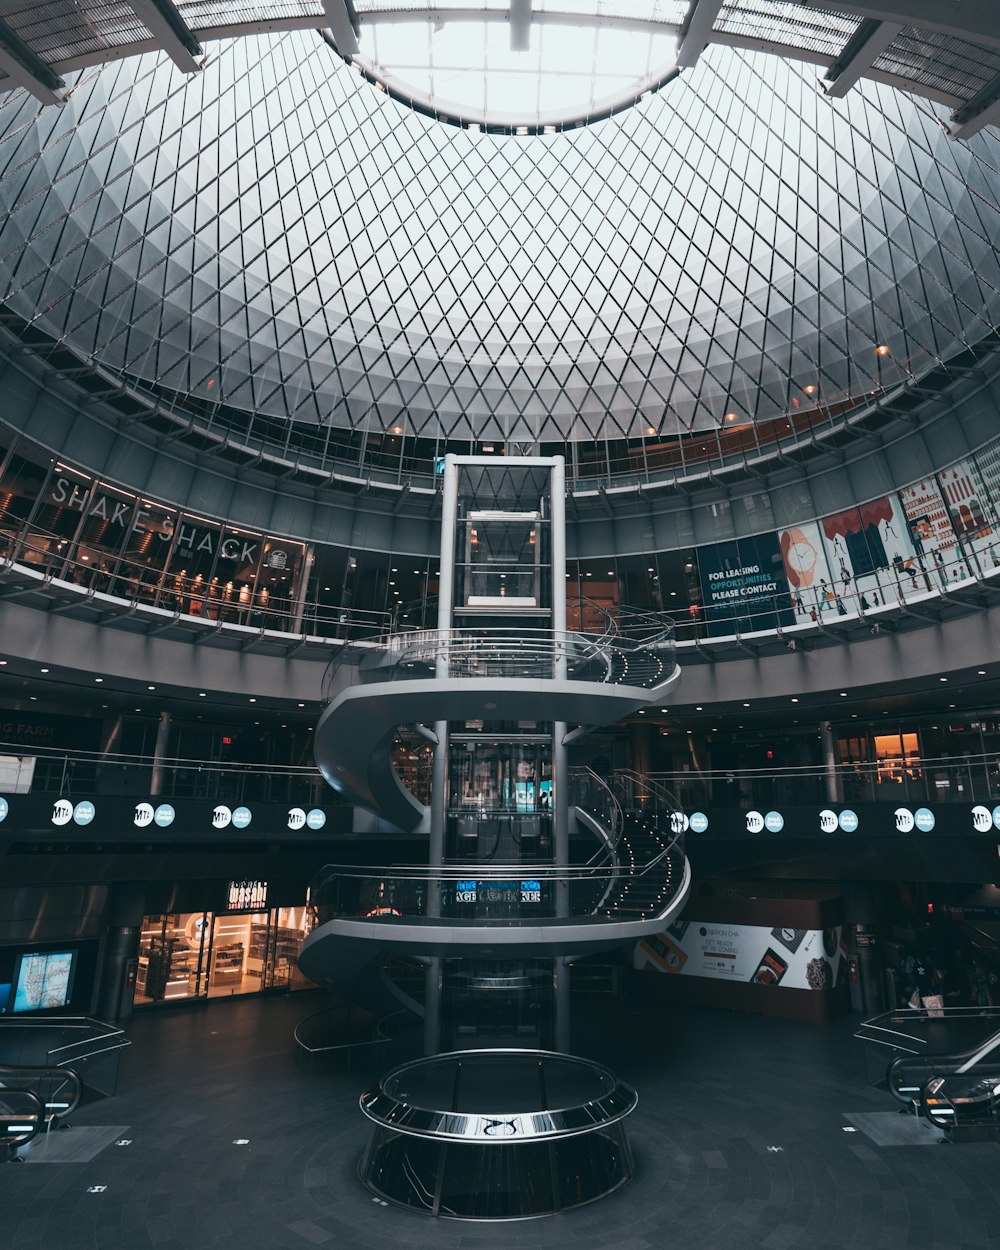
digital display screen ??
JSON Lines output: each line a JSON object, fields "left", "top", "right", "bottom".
{"left": 10, "top": 950, "right": 77, "bottom": 1013}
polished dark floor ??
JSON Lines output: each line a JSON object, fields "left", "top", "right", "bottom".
{"left": 3, "top": 990, "right": 998, "bottom": 1249}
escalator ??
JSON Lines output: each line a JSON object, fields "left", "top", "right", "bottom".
{"left": 0, "top": 1063, "right": 83, "bottom": 1130}
{"left": 0, "top": 1089, "right": 45, "bottom": 1162}
{"left": 888, "top": 1023, "right": 1000, "bottom": 1105}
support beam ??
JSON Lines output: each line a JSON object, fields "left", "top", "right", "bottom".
{"left": 510, "top": 0, "right": 532, "bottom": 52}
{"left": 0, "top": 18, "right": 65, "bottom": 106}
{"left": 126, "top": 0, "right": 202, "bottom": 73}
{"left": 948, "top": 69, "right": 1000, "bottom": 140}
{"left": 323, "top": 0, "right": 360, "bottom": 56}
{"left": 674, "top": 0, "right": 724, "bottom": 71}
{"left": 823, "top": 19, "right": 903, "bottom": 98}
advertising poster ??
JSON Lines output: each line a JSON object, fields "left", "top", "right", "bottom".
{"left": 697, "top": 533, "right": 794, "bottom": 636}
{"left": 898, "top": 477, "right": 968, "bottom": 588}
{"left": 968, "top": 436, "right": 1000, "bottom": 537}
{"left": 937, "top": 459, "right": 997, "bottom": 568}
{"left": 818, "top": 494, "right": 914, "bottom": 612}
{"left": 635, "top": 919, "right": 846, "bottom": 991}
{"left": 777, "top": 520, "right": 833, "bottom": 619}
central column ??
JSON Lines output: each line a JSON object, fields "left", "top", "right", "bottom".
{"left": 425, "top": 454, "right": 460, "bottom": 1054}
{"left": 550, "top": 456, "right": 571, "bottom": 1051}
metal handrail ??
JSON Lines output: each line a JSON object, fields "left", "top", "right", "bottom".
{"left": 322, "top": 619, "right": 676, "bottom": 700}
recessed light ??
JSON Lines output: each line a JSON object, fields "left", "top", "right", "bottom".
{"left": 147, "top": 685, "right": 156, "bottom": 691}
{"left": 695, "top": 706, "right": 703, "bottom": 711}
{"left": 743, "top": 702, "right": 750, "bottom": 708}
{"left": 199, "top": 692, "right": 206, "bottom": 697}
{"left": 839, "top": 692, "right": 847, "bottom": 697}
{"left": 0, "top": 660, "right": 6, "bottom": 665}
{"left": 939, "top": 677, "right": 948, "bottom": 682}
{"left": 978, "top": 670, "right": 986, "bottom": 676}
{"left": 298, "top": 702, "right": 305, "bottom": 708}
{"left": 40, "top": 667, "right": 49, "bottom": 673}
{"left": 95, "top": 677, "right": 103, "bottom": 683}
{"left": 791, "top": 697, "right": 798, "bottom": 703}
{"left": 29, "top": 695, "right": 37, "bottom": 701}
{"left": 249, "top": 698, "right": 256, "bottom": 703}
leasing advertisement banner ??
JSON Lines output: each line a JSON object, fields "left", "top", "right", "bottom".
{"left": 697, "top": 533, "right": 793, "bottom": 636}
{"left": 635, "top": 919, "right": 847, "bottom": 991}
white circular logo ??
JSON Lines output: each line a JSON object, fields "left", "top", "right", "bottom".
{"left": 764, "top": 811, "right": 784, "bottom": 833}
{"left": 895, "top": 807, "right": 915, "bottom": 833}
{"left": 972, "top": 805, "right": 992, "bottom": 833}
{"left": 212, "top": 805, "right": 232, "bottom": 829}
{"left": 287, "top": 807, "right": 306, "bottom": 830}
{"left": 154, "top": 804, "right": 175, "bottom": 827}
{"left": 745, "top": 810, "right": 764, "bottom": 834}
{"left": 134, "top": 802, "right": 154, "bottom": 828}
{"left": 306, "top": 808, "right": 326, "bottom": 830}
{"left": 73, "top": 801, "right": 95, "bottom": 826}
{"left": 232, "top": 806, "right": 252, "bottom": 829}
{"left": 51, "top": 798, "right": 73, "bottom": 826}
{"left": 819, "top": 808, "right": 837, "bottom": 834}
{"left": 669, "top": 811, "right": 689, "bottom": 834}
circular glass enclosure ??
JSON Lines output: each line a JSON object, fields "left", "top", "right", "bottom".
{"left": 359, "top": 1048, "right": 637, "bottom": 1218}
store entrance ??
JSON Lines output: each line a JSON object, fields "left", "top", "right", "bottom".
{"left": 135, "top": 906, "right": 313, "bottom": 1008}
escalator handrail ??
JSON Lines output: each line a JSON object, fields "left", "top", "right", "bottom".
{"left": 0, "top": 1063, "right": 83, "bottom": 1123}
{"left": 0, "top": 1088, "right": 45, "bottom": 1155}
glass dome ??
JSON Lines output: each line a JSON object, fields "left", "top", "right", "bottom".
{"left": 350, "top": 3, "right": 682, "bottom": 130}
{"left": 0, "top": 28, "right": 998, "bottom": 449}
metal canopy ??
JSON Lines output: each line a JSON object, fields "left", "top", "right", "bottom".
{"left": 0, "top": 1, "right": 998, "bottom": 135}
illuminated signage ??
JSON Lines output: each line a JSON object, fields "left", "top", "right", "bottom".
{"left": 455, "top": 880, "right": 478, "bottom": 903}
{"left": 520, "top": 880, "right": 542, "bottom": 903}
{"left": 895, "top": 807, "right": 915, "bottom": 832}
{"left": 227, "top": 880, "right": 268, "bottom": 910}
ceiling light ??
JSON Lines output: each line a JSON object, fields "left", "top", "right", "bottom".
{"left": 147, "top": 685, "right": 156, "bottom": 691}
{"left": 40, "top": 668, "right": 49, "bottom": 673}
{"left": 875, "top": 344, "right": 890, "bottom": 356}
{"left": 939, "top": 677, "right": 948, "bottom": 682}
{"left": 199, "top": 692, "right": 206, "bottom": 697}
{"left": 95, "top": 677, "right": 103, "bottom": 683}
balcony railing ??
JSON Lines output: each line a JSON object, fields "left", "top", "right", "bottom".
{"left": 323, "top": 614, "right": 677, "bottom": 699}
{"left": 640, "top": 751, "right": 1000, "bottom": 810}
{"left": 0, "top": 741, "right": 328, "bottom": 805}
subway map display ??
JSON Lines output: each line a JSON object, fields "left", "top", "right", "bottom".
{"left": 11, "top": 951, "right": 76, "bottom": 1012}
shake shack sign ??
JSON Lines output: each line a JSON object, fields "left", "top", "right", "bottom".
{"left": 50, "top": 479, "right": 258, "bottom": 565}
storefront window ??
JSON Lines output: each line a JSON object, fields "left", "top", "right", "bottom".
{"left": 135, "top": 913, "right": 212, "bottom": 1006}
{"left": 135, "top": 903, "right": 314, "bottom": 1008}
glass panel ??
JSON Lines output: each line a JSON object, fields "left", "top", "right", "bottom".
{"left": 135, "top": 913, "right": 210, "bottom": 1006}
{"left": 206, "top": 911, "right": 270, "bottom": 998}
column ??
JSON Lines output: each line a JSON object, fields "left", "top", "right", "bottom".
{"left": 150, "top": 710, "right": 172, "bottom": 797}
